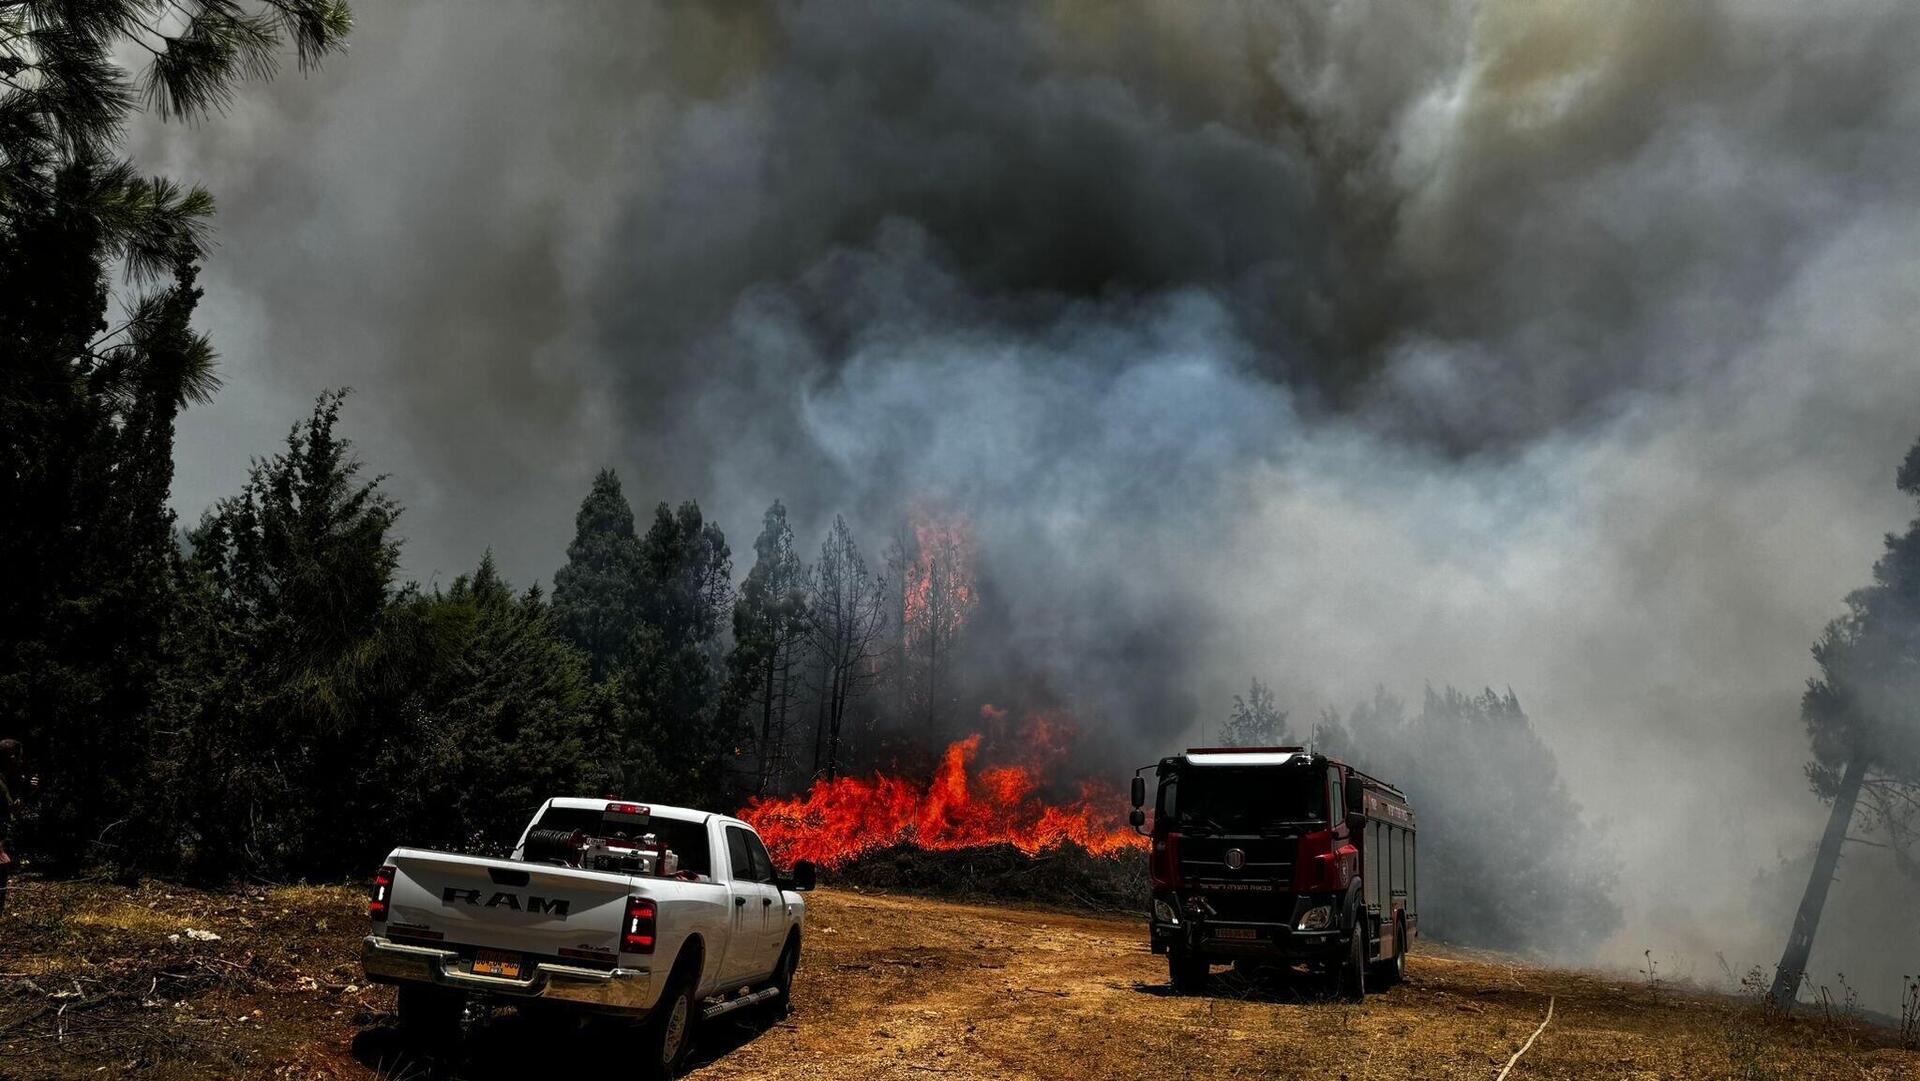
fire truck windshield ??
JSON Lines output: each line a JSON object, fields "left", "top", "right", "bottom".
{"left": 1158, "top": 765, "right": 1326, "bottom": 834}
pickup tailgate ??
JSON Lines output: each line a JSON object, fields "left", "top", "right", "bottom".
{"left": 385, "top": 848, "right": 633, "bottom": 963}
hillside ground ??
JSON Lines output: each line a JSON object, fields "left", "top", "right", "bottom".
{"left": 1, "top": 876, "right": 1913, "bottom": 1080}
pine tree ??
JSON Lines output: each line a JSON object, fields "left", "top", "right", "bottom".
{"left": 1329, "top": 685, "right": 1619, "bottom": 953}
{"left": 0, "top": 0, "right": 351, "bottom": 869}
{"left": 1770, "top": 434, "right": 1920, "bottom": 1007}
{"left": 552, "top": 470, "right": 645, "bottom": 681}
{"left": 170, "top": 391, "right": 442, "bottom": 874}
{"left": 397, "top": 553, "right": 615, "bottom": 853}
{"left": 728, "top": 501, "right": 810, "bottom": 794}
{"left": 618, "top": 501, "right": 734, "bottom": 806}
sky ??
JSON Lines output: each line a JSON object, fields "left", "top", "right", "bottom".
{"left": 137, "top": 1, "right": 1920, "bottom": 999}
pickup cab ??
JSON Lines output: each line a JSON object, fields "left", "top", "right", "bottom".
{"left": 361, "top": 798, "right": 815, "bottom": 1076}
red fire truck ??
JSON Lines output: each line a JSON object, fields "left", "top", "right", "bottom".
{"left": 1127, "top": 747, "right": 1417, "bottom": 1000}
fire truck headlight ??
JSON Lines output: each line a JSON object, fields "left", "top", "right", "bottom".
{"left": 1153, "top": 899, "right": 1179, "bottom": 925}
{"left": 1297, "top": 905, "right": 1333, "bottom": 931}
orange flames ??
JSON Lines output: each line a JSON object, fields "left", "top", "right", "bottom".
{"left": 741, "top": 711, "right": 1147, "bottom": 869}
{"left": 901, "top": 511, "right": 977, "bottom": 645}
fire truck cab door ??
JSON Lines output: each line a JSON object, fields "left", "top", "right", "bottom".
{"left": 723, "top": 824, "right": 783, "bottom": 983}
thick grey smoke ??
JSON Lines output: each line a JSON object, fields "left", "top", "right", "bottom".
{"left": 142, "top": 2, "right": 1920, "bottom": 999}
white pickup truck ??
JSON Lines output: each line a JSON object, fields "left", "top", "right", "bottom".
{"left": 361, "top": 798, "right": 815, "bottom": 1076}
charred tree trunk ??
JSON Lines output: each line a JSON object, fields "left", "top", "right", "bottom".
{"left": 1768, "top": 756, "right": 1868, "bottom": 1011}
{"left": 758, "top": 650, "right": 776, "bottom": 795}
{"left": 811, "top": 666, "right": 829, "bottom": 777}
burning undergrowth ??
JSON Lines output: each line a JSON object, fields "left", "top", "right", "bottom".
{"left": 828, "top": 842, "right": 1147, "bottom": 913}
{"left": 741, "top": 707, "right": 1148, "bottom": 910}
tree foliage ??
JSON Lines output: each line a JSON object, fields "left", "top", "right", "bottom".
{"left": 728, "top": 501, "right": 810, "bottom": 794}
{"left": 1318, "top": 685, "right": 1620, "bottom": 954}
{"left": 1800, "top": 435, "right": 1920, "bottom": 880}
{"left": 551, "top": 469, "right": 644, "bottom": 682}
{"left": 615, "top": 500, "right": 735, "bottom": 808}
{"left": 143, "top": 396, "right": 613, "bottom": 877}
{"left": 394, "top": 554, "right": 617, "bottom": 854}
{"left": 1, "top": 0, "right": 350, "bottom": 869}
{"left": 1222, "top": 677, "right": 1287, "bottom": 747}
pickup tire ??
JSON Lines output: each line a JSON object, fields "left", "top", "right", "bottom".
{"left": 1168, "top": 949, "right": 1210, "bottom": 995}
{"left": 762, "top": 933, "right": 799, "bottom": 1021}
{"left": 641, "top": 960, "right": 700, "bottom": 1078}
{"left": 395, "top": 983, "right": 464, "bottom": 1049}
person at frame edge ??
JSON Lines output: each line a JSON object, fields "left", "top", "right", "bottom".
{"left": 0, "top": 738, "right": 39, "bottom": 915}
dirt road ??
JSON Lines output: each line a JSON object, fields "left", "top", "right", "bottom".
{"left": 2, "top": 880, "right": 1913, "bottom": 1079}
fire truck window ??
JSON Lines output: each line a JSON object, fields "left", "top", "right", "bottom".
{"left": 1327, "top": 770, "right": 1344, "bottom": 826}
{"left": 1163, "top": 767, "right": 1322, "bottom": 830}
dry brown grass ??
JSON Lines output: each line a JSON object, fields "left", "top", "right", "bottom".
{"left": 2, "top": 878, "right": 1914, "bottom": 1080}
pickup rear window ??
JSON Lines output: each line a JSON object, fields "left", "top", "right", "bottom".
{"left": 525, "top": 807, "right": 713, "bottom": 878}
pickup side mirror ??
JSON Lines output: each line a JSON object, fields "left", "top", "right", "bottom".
{"left": 790, "top": 859, "right": 817, "bottom": 892}
{"left": 1129, "top": 776, "right": 1146, "bottom": 809}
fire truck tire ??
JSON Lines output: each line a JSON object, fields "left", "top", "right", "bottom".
{"left": 1335, "top": 926, "right": 1367, "bottom": 1002}
{"left": 1168, "top": 950, "right": 1211, "bottom": 994}
{"left": 1372, "top": 915, "right": 1407, "bottom": 986}
{"left": 395, "top": 983, "right": 464, "bottom": 1050}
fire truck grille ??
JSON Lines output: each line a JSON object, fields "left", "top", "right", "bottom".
{"left": 1187, "top": 883, "right": 1291, "bottom": 922}
{"left": 1178, "top": 836, "right": 1295, "bottom": 897}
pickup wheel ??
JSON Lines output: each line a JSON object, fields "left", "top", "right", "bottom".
{"left": 641, "top": 971, "right": 698, "bottom": 1079}
{"left": 1168, "top": 949, "right": 1210, "bottom": 995}
{"left": 395, "top": 983, "right": 464, "bottom": 1049}
{"left": 762, "top": 936, "right": 799, "bottom": 1022}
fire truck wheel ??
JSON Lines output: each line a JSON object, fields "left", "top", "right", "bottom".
{"left": 1168, "top": 950, "right": 1211, "bottom": 994}
{"left": 1372, "top": 915, "right": 1407, "bottom": 987}
{"left": 1335, "top": 927, "right": 1367, "bottom": 1002}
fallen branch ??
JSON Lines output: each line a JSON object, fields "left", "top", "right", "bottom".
{"left": 1495, "top": 995, "right": 1555, "bottom": 1081}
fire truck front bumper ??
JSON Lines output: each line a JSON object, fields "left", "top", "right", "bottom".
{"left": 1147, "top": 893, "right": 1350, "bottom": 961}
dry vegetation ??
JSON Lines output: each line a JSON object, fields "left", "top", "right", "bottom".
{"left": 2, "top": 875, "right": 1914, "bottom": 1080}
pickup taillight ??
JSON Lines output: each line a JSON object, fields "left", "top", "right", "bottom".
{"left": 622, "top": 897, "right": 656, "bottom": 954}
{"left": 1149, "top": 832, "right": 1181, "bottom": 889}
{"left": 368, "top": 865, "right": 396, "bottom": 922}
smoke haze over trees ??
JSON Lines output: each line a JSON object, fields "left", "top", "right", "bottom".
{"left": 7, "top": 0, "right": 1920, "bottom": 1007}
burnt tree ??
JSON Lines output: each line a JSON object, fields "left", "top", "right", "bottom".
{"left": 807, "top": 516, "right": 889, "bottom": 781}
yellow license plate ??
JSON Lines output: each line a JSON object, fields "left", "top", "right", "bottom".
{"left": 473, "top": 949, "right": 523, "bottom": 978}
{"left": 1213, "top": 927, "right": 1259, "bottom": 941}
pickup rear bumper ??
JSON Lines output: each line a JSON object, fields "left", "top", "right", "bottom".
{"left": 362, "top": 936, "right": 656, "bottom": 1015}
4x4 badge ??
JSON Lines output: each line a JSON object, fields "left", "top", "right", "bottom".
{"left": 1223, "top": 848, "right": 1246, "bottom": 871}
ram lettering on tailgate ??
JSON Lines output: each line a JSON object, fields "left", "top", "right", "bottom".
{"left": 441, "top": 886, "right": 571, "bottom": 918}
